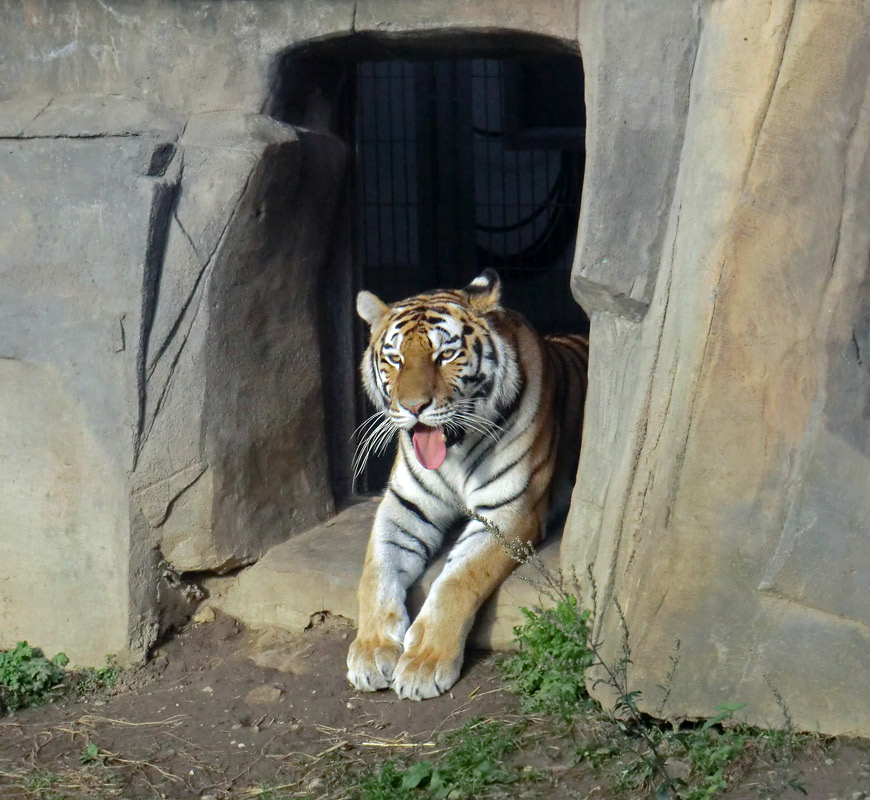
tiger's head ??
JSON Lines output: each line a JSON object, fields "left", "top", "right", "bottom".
{"left": 355, "top": 270, "right": 521, "bottom": 473}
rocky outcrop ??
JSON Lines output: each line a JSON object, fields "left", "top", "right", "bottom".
{"left": 0, "top": 98, "right": 345, "bottom": 663}
{"left": 566, "top": 0, "right": 870, "bottom": 736}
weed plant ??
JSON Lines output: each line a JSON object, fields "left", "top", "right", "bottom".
{"left": 467, "top": 508, "right": 816, "bottom": 800}
{"left": 75, "top": 655, "right": 119, "bottom": 697}
{"left": 354, "top": 717, "right": 523, "bottom": 800}
{"left": 0, "top": 641, "right": 68, "bottom": 713}
{"left": 499, "top": 596, "right": 593, "bottom": 720}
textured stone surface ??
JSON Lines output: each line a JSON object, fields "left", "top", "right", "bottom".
{"left": 572, "top": 1, "right": 699, "bottom": 318}
{"left": 0, "top": 362, "right": 129, "bottom": 665}
{"left": 0, "top": 1, "right": 357, "bottom": 115}
{"left": 354, "top": 0, "right": 579, "bottom": 45}
{"left": 0, "top": 101, "right": 176, "bottom": 664}
{"left": 130, "top": 113, "right": 345, "bottom": 573}
{"left": 0, "top": 95, "right": 347, "bottom": 660}
{"left": 564, "top": 0, "right": 870, "bottom": 736}
{"left": 209, "top": 499, "right": 560, "bottom": 651}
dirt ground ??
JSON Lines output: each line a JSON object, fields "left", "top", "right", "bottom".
{"left": 0, "top": 611, "right": 867, "bottom": 800}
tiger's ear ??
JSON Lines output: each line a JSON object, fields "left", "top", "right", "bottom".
{"left": 357, "top": 290, "right": 389, "bottom": 327}
{"left": 462, "top": 269, "right": 502, "bottom": 313}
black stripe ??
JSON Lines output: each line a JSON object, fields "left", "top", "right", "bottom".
{"left": 495, "top": 373, "right": 526, "bottom": 423}
{"left": 554, "top": 353, "right": 570, "bottom": 426}
{"left": 548, "top": 337, "right": 589, "bottom": 372}
{"left": 476, "top": 455, "right": 551, "bottom": 513}
{"left": 462, "top": 427, "right": 493, "bottom": 463}
{"left": 456, "top": 524, "right": 489, "bottom": 544}
{"left": 471, "top": 378, "right": 495, "bottom": 400}
{"left": 477, "top": 477, "right": 531, "bottom": 512}
{"left": 432, "top": 466, "right": 463, "bottom": 504}
{"left": 398, "top": 445, "right": 449, "bottom": 501}
{"left": 548, "top": 338, "right": 571, "bottom": 381}
{"left": 385, "top": 538, "right": 427, "bottom": 562}
{"left": 466, "top": 435, "right": 499, "bottom": 474}
{"left": 556, "top": 343, "right": 588, "bottom": 374}
{"left": 474, "top": 441, "right": 533, "bottom": 492}
{"left": 393, "top": 526, "right": 433, "bottom": 561}
{"left": 390, "top": 489, "right": 437, "bottom": 529}
{"left": 537, "top": 421, "right": 559, "bottom": 475}
{"left": 399, "top": 445, "right": 462, "bottom": 509}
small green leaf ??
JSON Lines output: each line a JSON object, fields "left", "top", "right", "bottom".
{"left": 701, "top": 702, "right": 747, "bottom": 730}
{"left": 51, "top": 653, "right": 69, "bottom": 668}
{"left": 472, "top": 759, "right": 496, "bottom": 778}
{"left": 429, "top": 768, "right": 450, "bottom": 798}
{"left": 401, "top": 761, "right": 433, "bottom": 789}
{"left": 80, "top": 743, "right": 100, "bottom": 764}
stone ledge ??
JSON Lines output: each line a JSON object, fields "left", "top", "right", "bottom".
{"left": 206, "top": 498, "right": 560, "bottom": 651}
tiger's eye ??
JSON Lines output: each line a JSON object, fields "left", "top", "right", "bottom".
{"left": 437, "top": 349, "right": 458, "bottom": 364}
{"left": 384, "top": 352, "right": 402, "bottom": 367}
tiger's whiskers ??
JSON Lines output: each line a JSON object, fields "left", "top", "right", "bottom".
{"left": 352, "top": 411, "right": 395, "bottom": 479}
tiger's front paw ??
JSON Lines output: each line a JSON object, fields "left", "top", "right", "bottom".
{"left": 392, "top": 624, "right": 463, "bottom": 700}
{"left": 347, "top": 634, "right": 403, "bottom": 692}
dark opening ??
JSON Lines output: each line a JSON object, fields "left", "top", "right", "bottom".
{"left": 272, "top": 36, "right": 587, "bottom": 498}
{"left": 355, "top": 55, "right": 586, "bottom": 333}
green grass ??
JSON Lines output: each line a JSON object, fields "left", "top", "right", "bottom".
{"left": 22, "top": 770, "right": 61, "bottom": 792}
{"left": 0, "top": 641, "right": 69, "bottom": 713}
{"left": 354, "top": 717, "right": 524, "bottom": 800}
{"left": 496, "top": 590, "right": 813, "bottom": 800}
{"left": 74, "top": 656, "right": 119, "bottom": 697}
{"left": 499, "top": 596, "right": 594, "bottom": 721}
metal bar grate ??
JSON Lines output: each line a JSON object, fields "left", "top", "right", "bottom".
{"left": 354, "top": 55, "right": 586, "bottom": 335}
{"left": 353, "top": 54, "right": 587, "bottom": 490}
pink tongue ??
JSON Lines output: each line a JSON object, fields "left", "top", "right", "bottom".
{"left": 412, "top": 424, "right": 446, "bottom": 470}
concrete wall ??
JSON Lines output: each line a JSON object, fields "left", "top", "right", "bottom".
{"left": 1, "top": 0, "right": 868, "bottom": 737}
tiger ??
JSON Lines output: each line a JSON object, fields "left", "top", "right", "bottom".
{"left": 346, "top": 269, "right": 588, "bottom": 700}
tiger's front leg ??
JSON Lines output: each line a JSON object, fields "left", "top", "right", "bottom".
{"left": 392, "top": 514, "right": 538, "bottom": 700}
{"left": 347, "top": 489, "right": 447, "bottom": 691}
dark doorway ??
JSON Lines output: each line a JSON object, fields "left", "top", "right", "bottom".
{"left": 270, "top": 39, "right": 587, "bottom": 498}
{"left": 352, "top": 54, "right": 587, "bottom": 490}
{"left": 355, "top": 55, "right": 586, "bottom": 335}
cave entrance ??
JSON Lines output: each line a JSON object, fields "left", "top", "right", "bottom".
{"left": 273, "top": 37, "right": 587, "bottom": 498}
{"left": 354, "top": 53, "right": 587, "bottom": 490}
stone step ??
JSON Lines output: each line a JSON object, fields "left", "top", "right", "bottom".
{"left": 207, "top": 497, "right": 561, "bottom": 651}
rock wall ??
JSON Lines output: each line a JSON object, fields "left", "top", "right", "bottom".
{"left": 1, "top": 0, "right": 868, "bottom": 737}
{"left": 0, "top": 96, "right": 345, "bottom": 662}
{"left": 0, "top": 0, "right": 586, "bottom": 664}
{"left": 566, "top": 0, "right": 870, "bottom": 736}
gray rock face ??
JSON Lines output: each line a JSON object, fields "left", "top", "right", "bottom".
{"left": 131, "top": 113, "right": 344, "bottom": 573}
{"left": 1, "top": 0, "right": 868, "bottom": 738}
{"left": 0, "top": 103, "right": 177, "bottom": 665}
{"left": 564, "top": 0, "right": 870, "bottom": 736}
{"left": 0, "top": 96, "right": 345, "bottom": 662}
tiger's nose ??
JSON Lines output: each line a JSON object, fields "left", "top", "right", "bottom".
{"left": 407, "top": 400, "right": 431, "bottom": 415}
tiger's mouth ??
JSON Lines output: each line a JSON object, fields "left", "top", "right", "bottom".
{"left": 411, "top": 423, "right": 447, "bottom": 470}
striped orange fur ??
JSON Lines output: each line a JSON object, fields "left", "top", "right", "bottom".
{"left": 347, "top": 270, "right": 588, "bottom": 699}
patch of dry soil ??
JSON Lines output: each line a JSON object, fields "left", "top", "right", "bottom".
{"left": 0, "top": 612, "right": 516, "bottom": 799}
{"left": 0, "top": 611, "right": 867, "bottom": 800}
